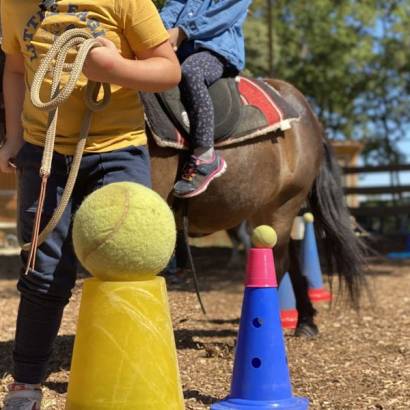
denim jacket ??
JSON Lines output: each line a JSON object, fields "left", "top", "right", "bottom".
{"left": 160, "top": 0, "right": 251, "bottom": 71}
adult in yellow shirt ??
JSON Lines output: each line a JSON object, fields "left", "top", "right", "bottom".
{"left": 0, "top": 1, "right": 180, "bottom": 408}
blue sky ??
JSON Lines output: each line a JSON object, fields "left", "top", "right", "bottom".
{"left": 359, "top": 139, "right": 410, "bottom": 187}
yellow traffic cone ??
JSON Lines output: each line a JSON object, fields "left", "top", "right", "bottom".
{"left": 65, "top": 182, "right": 184, "bottom": 410}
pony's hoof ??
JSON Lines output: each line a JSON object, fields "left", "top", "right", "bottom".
{"left": 294, "top": 322, "right": 319, "bottom": 338}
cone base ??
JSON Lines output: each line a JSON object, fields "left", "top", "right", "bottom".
{"left": 308, "top": 287, "right": 332, "bottom": 302}
{"left": 280, "top": 309, "right": 298, "bottom": 329}
{"left": 211, "top": 396, "right": 309, "bottom": 409}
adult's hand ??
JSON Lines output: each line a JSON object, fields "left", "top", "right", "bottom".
{"left": 0, "top": 137, "right": 24, "bottom": 173}
{"left": 82, "top": 37, "right": 122, "bottom": 83}
{"left": 168, "top": 27, "right": 187, "bottom": 51}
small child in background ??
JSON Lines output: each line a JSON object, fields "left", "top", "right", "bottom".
{"left": 160, "top": 0, "right": 251, "bottom": 198}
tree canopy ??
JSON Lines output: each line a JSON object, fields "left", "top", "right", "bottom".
{"left": 246, "top": 1, "right": 410, "bottom": 163}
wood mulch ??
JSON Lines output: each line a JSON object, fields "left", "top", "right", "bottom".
{"left": 0, "top": 248, "right": 409, "bottom": 409}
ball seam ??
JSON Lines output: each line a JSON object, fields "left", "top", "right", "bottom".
{"left": 82, "top": 186, "right": 130, "bottom": 263}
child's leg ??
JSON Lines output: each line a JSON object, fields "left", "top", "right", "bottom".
{"left": 175, "top": 51, "right": 227, "bottom": 198}
{"left": 14, "top": 143, "right": 78, "bottom": 384}
{"left": 180, "top": 51, "right": 225, "bottom": 154}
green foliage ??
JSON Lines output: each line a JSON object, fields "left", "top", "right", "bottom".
{"left": 245, "top": 0, "right": 410, "bottom": 163}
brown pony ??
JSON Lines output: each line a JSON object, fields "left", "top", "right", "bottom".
{"left": 148, "top": 79, "right": 367, "bottom": 336}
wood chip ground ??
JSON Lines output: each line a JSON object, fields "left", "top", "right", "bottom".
{"left": 0, "top": 248, "right": 409, "bottom": 409}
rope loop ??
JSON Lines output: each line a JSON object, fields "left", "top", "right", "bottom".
{"left": 23, "top": 29, "right": 111, "bottom": 268}
{"left": 30, "top": 29, "right": 109, "bottom": 112}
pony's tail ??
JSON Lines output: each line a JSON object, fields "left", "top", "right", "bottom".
{"left": 307, "top": 139, "right": 368, "bottom": 307}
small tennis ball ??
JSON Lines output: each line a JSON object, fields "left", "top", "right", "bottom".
{"left": 303, "top": 212, "right": 314, "bottom": 223}
{"left": 251, "top": 225, "right": 277, "bottom": 248}
{"left": 72, "top": 182, "right": 176, "bottom": 281}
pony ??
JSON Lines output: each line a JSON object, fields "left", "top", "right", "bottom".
{"left": 148, "top": 79, "right": 367, "bottom": 336}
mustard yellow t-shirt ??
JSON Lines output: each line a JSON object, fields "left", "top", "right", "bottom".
{"left": 0, "top": 0, "right": 169, "bottom": 154}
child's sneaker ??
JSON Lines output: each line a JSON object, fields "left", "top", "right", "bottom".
{"left": 174, "top": 152, "right": 227, "bottom": 198}
{"left": 3, "top": 383, "right": 42, "bottom": 410}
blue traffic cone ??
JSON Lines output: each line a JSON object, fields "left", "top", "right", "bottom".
{"left": 387, "top": 234, "right": 410, "bottom": 260}
{"left": 279, "top": 272, "right": 298, "bottom": 329}
{"left": 301, "top": 213, "right": 332, "bottom": 303}
{"left": 211, "top": 227, "right": 309, "bottom": 409}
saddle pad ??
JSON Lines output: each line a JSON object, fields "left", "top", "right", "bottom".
{"left": 142, "top": 76, "right": 300, "bottom": 150}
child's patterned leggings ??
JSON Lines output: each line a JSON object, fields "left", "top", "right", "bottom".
{"left": 180, "top": 50, "right": 227, "bottom": 149}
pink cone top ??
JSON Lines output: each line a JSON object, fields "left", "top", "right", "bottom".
{"left": 245, "top": 248, "right": 278, "bottom": 288}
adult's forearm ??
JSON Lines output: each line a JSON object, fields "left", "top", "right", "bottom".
{"left": 110, "top": 56, "right": 181, "bottom": 92}
{"left": 3, "top": 68, "right": 25, "bottom": 141}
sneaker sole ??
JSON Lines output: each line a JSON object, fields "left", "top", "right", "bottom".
{"left": 174, "top": 159, "right": 227, "bottom": 199}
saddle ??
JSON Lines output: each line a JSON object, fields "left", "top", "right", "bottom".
{"left": 141, "top": 76, "right": 300, "bottom": 150}
{"left": 156, "top": 78, "right": 241, "bottom": 141}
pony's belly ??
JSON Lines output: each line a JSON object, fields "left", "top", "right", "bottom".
{"left": 184, "top": 147, "right": 281, "bottom": 234}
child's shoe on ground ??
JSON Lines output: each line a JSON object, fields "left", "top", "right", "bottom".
{"left": 3, "top": 383, "right": 42, "bottom": 410}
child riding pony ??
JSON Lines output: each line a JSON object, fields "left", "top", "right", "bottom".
{"left": 161, "top": 0, "right": 251, "bottom": 198}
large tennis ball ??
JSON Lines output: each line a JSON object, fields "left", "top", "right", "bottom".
{"left": 72, "top": 182, "right": 176, "bottom": 281}
{"left": 251, "top": 225, "right": 278, "bottom": 248}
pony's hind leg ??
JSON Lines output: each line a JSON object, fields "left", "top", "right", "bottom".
{"left": 250, "top": 197, "right": 319, "bottom": 338}
{"left": 288, "top": 239, "right": 318, "bottom": 337}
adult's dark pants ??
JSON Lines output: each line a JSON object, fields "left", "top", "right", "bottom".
{"left": 14, "top": 142, "right": 151, "bottom": 383}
